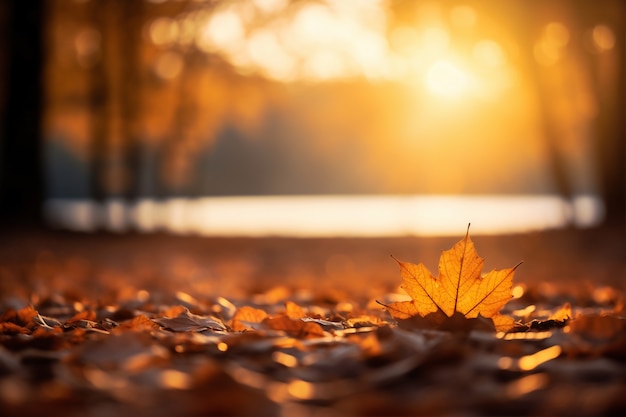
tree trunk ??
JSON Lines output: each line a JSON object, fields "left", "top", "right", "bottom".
{"left": 0, "top": 0, "right": 45, "bottom": 227}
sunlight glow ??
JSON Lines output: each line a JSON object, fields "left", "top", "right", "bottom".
{"left": 287, "top": 380, "right": 315, "bottom": 400}
{"left": 148, "top": 17, "right": 179, "bottom": 47}
{"left": 506, "top": 374, "right": 549, "bottom": 398}
{"left": 197, "top": 9, "right": 246, "bottom": 53}
{"left": 449, "top": 5, "right": 477, "bottom": 30}
{"left": 141, "top": 0, "right": 517, "bottom": 103}
{"left": 534, "top": 22, "right": 570, "bottom": 66}
{"left": 253, "top": 0, "right": 289, "bottom": 15}
{"left": 44, "top": 194, "right": 604, "bottom": 237}
{"left": 473, "top": 40, "right": 506, "bottom": 68}
{"left": 499, "top": 331, "right": 553, "bottom": 341}
{"left": 272, "top": 351, "right": 298, "bottom": 368}
{"left": 247, "top": 29, "right": 296, "bottom": 81}
{"left": 511, "top": 285, "right": 526, "bottom": 299}
{"left": 519, "top": 345, "right": 562, "bottom": 371}
{"left": 426, "top": 60, "right": 469, "bottom": 97}
{"left": 154, "top": 51, "right": 184, "bottom": 80}
{"left": 498, "top": 346, "right": 560, "bottom": 373}
{"left": 512, "top": 304, "right": 536, "bottom": 317}
{"left": 158, "top": 370, "right": 192, "bottom": 390}
{"left": 592, "top": 24, "right": 615, "bottom": 52}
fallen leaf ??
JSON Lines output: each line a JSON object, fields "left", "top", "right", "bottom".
{"left": 117, "top": 315, "right": 161, "bottom": 332}
{"left": 152, "top": 307, "right": 227, "bottom": 332}
{"left": 1, "top": 305, "right": 38, "bottom": 328}
{"left": 33, "top": 312, "right": 63, "bottom": 329}
{"left": 285, "top": 301, "right": 306, "bottom": 319}
{"left": 0, "top": 322, "right": 29, "bottom": 335}
{"left": 263, "top": 315, "right": 325, "bottom": 339}
{"left": 561, "top": 314, "right": 626, "bottom": 359}
{"left": 66, "top": 309, "right": 97, "bottom": 324}
{"left": 568, "top": 314, "right": 626, "bottom": 341}
{"left": 231, "top": 306, "right": 268, "bottom": 331}
{"left": 385, "top": 226, "right": 518, "bottom": 331}
{"left": 548, "top": 302, "right": 573, "bottom": 321}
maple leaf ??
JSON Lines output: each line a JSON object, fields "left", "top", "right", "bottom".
{"left": 385, "top": 226, "right": 519, "bottom": 331}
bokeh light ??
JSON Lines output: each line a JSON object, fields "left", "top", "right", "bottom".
{"left": 41, "top": 0, "right": 621, "bottom": 235}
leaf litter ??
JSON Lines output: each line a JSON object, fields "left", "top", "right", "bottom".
{"left": 0, "top": 230, "right": 625, "bottom": 417}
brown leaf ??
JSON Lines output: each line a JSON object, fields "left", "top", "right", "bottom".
{"left": 568, "top": 314, "right": 626, "bottom": 341}
{"left": 386, "top": 226, "right": 518, "bottom": 331}
{"left": 0, "top": 322, "right": 30, "bottom": 335}
{"left": 117, "top": 315, "right": 161, "bottom": 332}
{"left": 263, "top": 315, "right": 325, "bottom": 339}
{"left": 1, "top": 305, "right": 38, "bottom": 328}
{"left": 396, "top": 311, "right": 496, "bottom": 332}
{"left": 33, "top": 313, "right": 63, "bottom": 329}
{"left": 152, "top": 307, "right": 227, "bottom": 332}
{"left": 548, "top": 302, "right": 573, "bottom": 321}
{"left": 66, "top": 309, "right": 97, "bottom": 324}
{"left": 285, "top": 301, "right": 306, "bottom": 319}
{"left": 231, "top": 306, "right": 268, "bottom": 331}
{"left": 162, "top": 305, "right": 188, "bottom": 318}
{"left": 558, "top": 314, "right": 626, "bottom": 359}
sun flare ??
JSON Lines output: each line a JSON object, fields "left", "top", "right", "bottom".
{"left": 425, "top": 60, "right": 470, "bottom": 98}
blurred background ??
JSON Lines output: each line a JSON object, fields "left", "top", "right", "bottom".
{"left": 0, "top": 0, "right": 624, "bottom": 237}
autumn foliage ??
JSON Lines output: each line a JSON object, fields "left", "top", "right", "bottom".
{"left": 385, "top": 226, "right": 519, "bottom": 331}
{"left": 0, "top": 231, "right": 625, "bottom": 417}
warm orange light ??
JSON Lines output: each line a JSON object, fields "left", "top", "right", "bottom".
{"left": 149, "top": 17, "right": 179, "bottom": 46}
{"left": 74, "top": 27, "right": 101, "bottom": 68}
{"left": 247, "top": 29, "right": 296, "bottom": 81}
{"left": 197, "top": 9, "right": 245, "bottom": 53}
{"left": 272, "top": 351, "right": 298, "bottom": 368}
{"left": 592, "top": 24, "right": 615, "bottom": 51}
{"left": 545, "top": 22, "right": 570, "bottom": 47}
{"left": 534, "top": 22, "right": 569, "bottom": 66}
{"left": 450, "top": 5, "right": 477, "bottom": 30}
{"left": 287, "top": 380, "right": 315, "bottom": 400}
{"left": 253, "top": 0, "right": 289, "bottom": 15}
{"left": 426, "top": 60, "right": 469, "bottom": 97}
{"left": 512, "top": 304, "right": 536, "bottom": 317}
{"left": 506, "top": 373, "right": 549, "bottom": 398}
{"left": 473, "top": 40, "right": 506, "bottom": 68}
{"left": 158, "top": 370, "right": 192, "bottom": 390}
{"left": 511, "top": 285, "right": 526, "bottom": 299}
{"left": 499, "top": 331, "right": 553, "bottom": 341}
{"left": 154, "top": 52, "right": 184, "bottom": 80}
{"left": 518, "top": 345, "right": 561, "bottom": 371}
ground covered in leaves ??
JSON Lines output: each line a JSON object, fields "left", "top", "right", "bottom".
{"left": 0, "top": 227, "right": 625, "bottom": 416}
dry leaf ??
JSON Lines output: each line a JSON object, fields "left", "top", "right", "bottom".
{"left": 262, "top": 315, "right": 325, "bottom": 339}
{"left": 231, "top": 306, "right": 268, "bottom": 331}
{"left": 1, "top": 305, "right": 38, "bottom": 329}
{"left": 152, "top": 307, "right": 227, "bottom": 332}
{"left": 0, "top": 322, "right": 30, "bottom": 335}
{"left": 117, "top": 315, "right": 161, "bottom": 332}
{"left": 548, "top": 302, "right": 573, "bottom": 321}
{"left": 285, "top": 301, "right": 306, "bottom": 319}
{"left": 66, "top": 309, "right": 97, "bottom": 323}
{"left": 385, "top": 226, "right": 518, "bottom": 331}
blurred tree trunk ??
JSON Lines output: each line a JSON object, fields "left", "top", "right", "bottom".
{"left": 0, "top": 0, "right": 45, "bottom": 227}
{"left": 89, "top": 0, "right": 141, "bottom": 205}
{"left": 588, "top": 1, "right": 626, "bottom": 230}
{"left": 503, "top": 0, "right": 625, "bottom": 230}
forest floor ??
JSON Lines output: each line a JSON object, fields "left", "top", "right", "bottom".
{"left": 0, "top": 225, "right": 624, "bottom": 416}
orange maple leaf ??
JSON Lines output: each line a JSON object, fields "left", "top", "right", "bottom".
{"left": 386, "top": 226, "right": 519, "bottom": 331}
